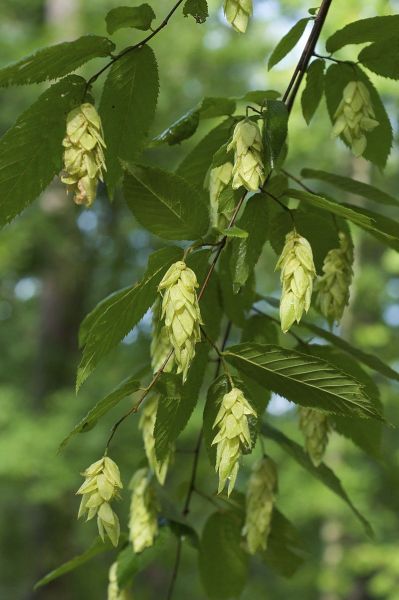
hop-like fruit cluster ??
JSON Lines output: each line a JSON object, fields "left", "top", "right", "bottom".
{"left": 209, "top": 162, "right": 233, "bottom": 227}
{"left": 227, "top": 119, "right": 265, "bottom": 191}
{"left": 128, "top": 468, "right": 159, "bottom": 554}
{"left": 107, "top": 563, "right": 130, "bottom": 600}
{"left": 224, "top": 0, "right": 253, "bottom": 32}
{"left": 299, "top": 407, "right": 330, "bottom": 466}
{"left": 332, "top": 81, "right": 379, "bottom": 157}
{"left": 158, "top": 261, "right": 202, "bottom": 382}
{"left": 61, "top": 102, "right": 106, "bottom": 207}
{"left": 76, "top": 456, "right": 122, "bottom": 547}
{"left": 242, "top": 457, "right": 278, "bottom": 554}
{"left": 276, "top": 230, "right": 316, "bottom": 333}
{"left": 139, "top": 395, "right": 171, "bottom": 485}
{"left": 316, "top": 232, "right": 354, "bottom": 324}
{"left": 212, "top": 387, "right": 256, "bottom": 495}
{"left": 150, "top": 300, "right": 175, "bottom": 374}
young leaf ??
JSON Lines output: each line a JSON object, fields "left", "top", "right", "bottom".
{"left": 229, "top": 193, "right": 270, "bottom": 291}
{"left": 0, "top": 75, "right": 86, "bottom": 227}
{"left": 286, "top": 188, "right": 373, "bottom": 228}
{"left": 105, "top": 4, "right": 156, "bottom": 34}
{"left": 263, "top": 99, "right": 289, "bottom": 169}
{"left": 301, "top": 168, "right": 399, "bottom": 207}
{"left": 268, "top": 18, "right": 310, "bottom": 70}
{"left": 183, "top": 0, "right": 209, "bottom": 24}
{"left": 262, "top": 423, "right": 373, "bottom": 537}
{"left": 222, "top": 225, "right": 248, "bottom": 238}
{"left": 77, "top": 246, "right": 181, "bottom": 390}
{"left": 358, "top": 38, "right": 399, "bottom": 80}
{"left": 326, "top": 15, "right": 399, "bottom": 53}
{"left": 263, "top": 510, "right": 308, "bottom": 577}
{"left": 99, "top": 45, "right": 159, "bottom": 195}
{"left": 60, "top": 375, "right": 142, "bottom": 450}
{"left": 176, "top": 118, "right": 235, "bottom": 189}
{"left": 0, "top": 36, "right": 115, "bottom": 86}
{"left": 152, "top": 109, "right": 200, "bottom": 145}
{"left": 198, "top": 511, "right": 249, "bottom": 599}
{"left": 324, "top": 63, "right": 392, "bottom": 169}
{"left": 34, "top": 537, "right": 115, "bottom": 589}
{"left": 224, "top": 343, "right": 383, "bottom": 420}
{"left": 123, "top": 163, "right": 210, "bottom": 240}
{"left": 301, "top": 58, "right": 325, "bottom": 124}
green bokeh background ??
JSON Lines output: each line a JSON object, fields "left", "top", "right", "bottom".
{"left": 1, "top": 1, "right": 399, "bottom": 598}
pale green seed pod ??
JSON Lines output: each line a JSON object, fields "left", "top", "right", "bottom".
{"left": 158, "top": 261, "right": 202, "bottom": 382}
{"left": 299, "top": 407, "right": 330, "bottom": 466}
{"left": 276, "top": 230, "right": 316, "bottom": 333}
{"left": 242, "top": 457, "right": 278, "bottom": 554}
{"left": 128, "top": 468, "right": 159, "bottom": 554}
{"left": 76, "top": 456, "right": 122, "bottom": 547}
{"left": 209, "top": 162, "right": 233, "bottom": 227}
{"left": 61, "top": 102, "right": 106, "bottom": 207}
{"left": 107, "top": 563, "right": 131, "bottom": 600}
{"left": 227, "top": 119, "right": 265, "bottom": 191}
{"left": 332, "top": 81, "right": 379, "bottom": 157}
{"left": 212, "top": 387, "right": 257, "bottom": 496}
{"left": 316, "top": 232, "right": 354, "bottom": 324}
{"left": 150, "top": 300, "right": 175, "bottom": 374}
{"left": 138, "top": 395, "right": 172, "bottom": 485}
{"left": 224, "top": 0, "right": 253, "bottom": 32}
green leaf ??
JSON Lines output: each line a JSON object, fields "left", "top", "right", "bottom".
{"left": 324, "top": 63, "right": 392, "bottom": 169}
{"left": 154, "top": 345, "right": 209, "bottom": 462}
{"left": 222, "top": 225, "right": 248, "bottom": 238}
{"left": 229, "top": 193, "right": 269, "bottom": 291}
{"left": 0, "top": 36, "right": 114, "bottom": 86}
{"left": 241, "top": 315, "right": 279, "bottom": 345}
{"left": 326, "top": 15, "right": 399, "bottom": 53}
{"left": 198, "top": 511, "right": 249, "bottom": 599}
{"left": 358, "top": 38, "right": 399, "bottom": 80}
{"left": 286, "top": 188, "right": 373, "bottom": 228}
{"left": 100, "top": 46, "right": 159, "bottom": 195}
{"left": 268, "top": 18, "right": 310, "bottom": 70}
{"left": 0, "top": 75, "right": 86, "bottom": 227}
{"left": 183, "top": 0, "right": 208, "bottom": 23}
{"left": 176, "top": 118, "right": 235, "bottom": 189}
{"left": 34, "top": 536, "right": 115, "bottom": 589}
{"left": 60, "top": 375, "right": 141, "bottom": 451}
{"left": 77, "top": 246, "right": 181, "bottom": 390}
{"left": 263, "top": 510, "right": 308, "bottom": 577}
{"left": 268, "top": 204, "right": 340, "bottom": 273}
{"left": 224, "top": 343, "right": 382, "bottom": 420}
{"left": 340, "top": 204, "right": 399, "bottom": 252}
{"left": 198, "top": 96, "right": 236, "bottom": 119}
{"left": 301, "top": 58, "right": 325, "bottom": 124}
{"left": 219, "top": 245, "right": 256, "bottom": 327}
{"left": 263, "top": 100, "right": 289, "bottom": 169}
{"left": 152, "top": 109, "right": 200, "bottom": 146}
{"left": 301, "top": 168, "right": 399, "bottom": 207}
{"left": 117, "top": 527, "right": 172, "bottom": 588}
{"left": 299, "top": 345, "right": 383, "bottom": 459}
{"left": 123, "top": 163, "right": 209, "bottom": 240}
{"left": 262, "top": 423, "right": 373, "bottom": 536}
{"left": 106, "top": 4, "right": 156, "bottom": 34}
{"left": 238, "top": 89, "right": 281, "bottom": 104}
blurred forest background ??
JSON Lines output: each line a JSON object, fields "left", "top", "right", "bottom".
{"left": 1, "top": 0, "right": 399, "bottom": 598}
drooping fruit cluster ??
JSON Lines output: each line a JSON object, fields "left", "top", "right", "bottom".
{"left": 299, "top": 407, "right": 330, "bottom": 466}
{"left": 128, "top": 468, "right": 159, "bottom": 553}
{"left": 139, "top": 395, "right": 172, "bottom": 485}
{"left": 227, "top": 118, "right": 265, "bottom": 191}
{"left": 224, "top": 0, "right": 253, "bottom": 33}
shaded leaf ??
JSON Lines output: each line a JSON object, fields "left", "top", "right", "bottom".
{"left": 100, "top": 46, "right": 159, "bottom": 194}
{"left": 301, "top": 58, "right": 325, "bottom": 124}
{"left": 0, "top": 75, "right": 86, "bottom": 227}
{"left": 219, "top": 245, "right": 256, "bottom": 327}
{"left": 262, "top": 423, "right": 373, "bottom": 536}
{"left": 183, "top": 0, "right": 208, "bottom": 23}
{"left": 238, "top": 89, "right": 281, "bottom": 104}
{"left": 77, "top": 246, "right": 181, "bottom": 390}
{"left": 326, "top": 16, "right": 399, "bottom": 53}
{"left": 241, "top": 314, "right": 279, "bottom": 345}
{"left": 358, "top": 38, "right": 399, "bottom": 80}
{"left": 263, "top": 510, "right": 308, "bottom": 577}
{"left": 123, "top": 163, "right": 209, "bottom": 240}
{"left": 301, "top": 168, "right": 399, "bottom": 207}
{"left": 152, "top": 109, "right": 200, "bottom": 146}
{"left": 263, "top": 100, "right": 289, "bottom": 169}
{"left": 106, "top": 4, "right": 156, "bottom": 34}
{"left": 198, "top": 96, "right": 236, "bottom": 119}
{"left": 0, "top": 36, "right": 114, "bottom": 86}
{"left": 117, "top": 527, "right": 171, "bottom": 588}
{"left": 224, "top": 343, "right": 382, "bottom": 420}
{"left": 268, "top": 18, "right": 310, "bottom": 70}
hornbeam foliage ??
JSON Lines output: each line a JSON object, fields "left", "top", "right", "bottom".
{"left": 1, "top": 1, "right": 398, "bottom": 598}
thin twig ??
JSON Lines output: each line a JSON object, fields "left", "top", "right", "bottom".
{"left": 166, "top": 537, "right": 183, "bottom": 600}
